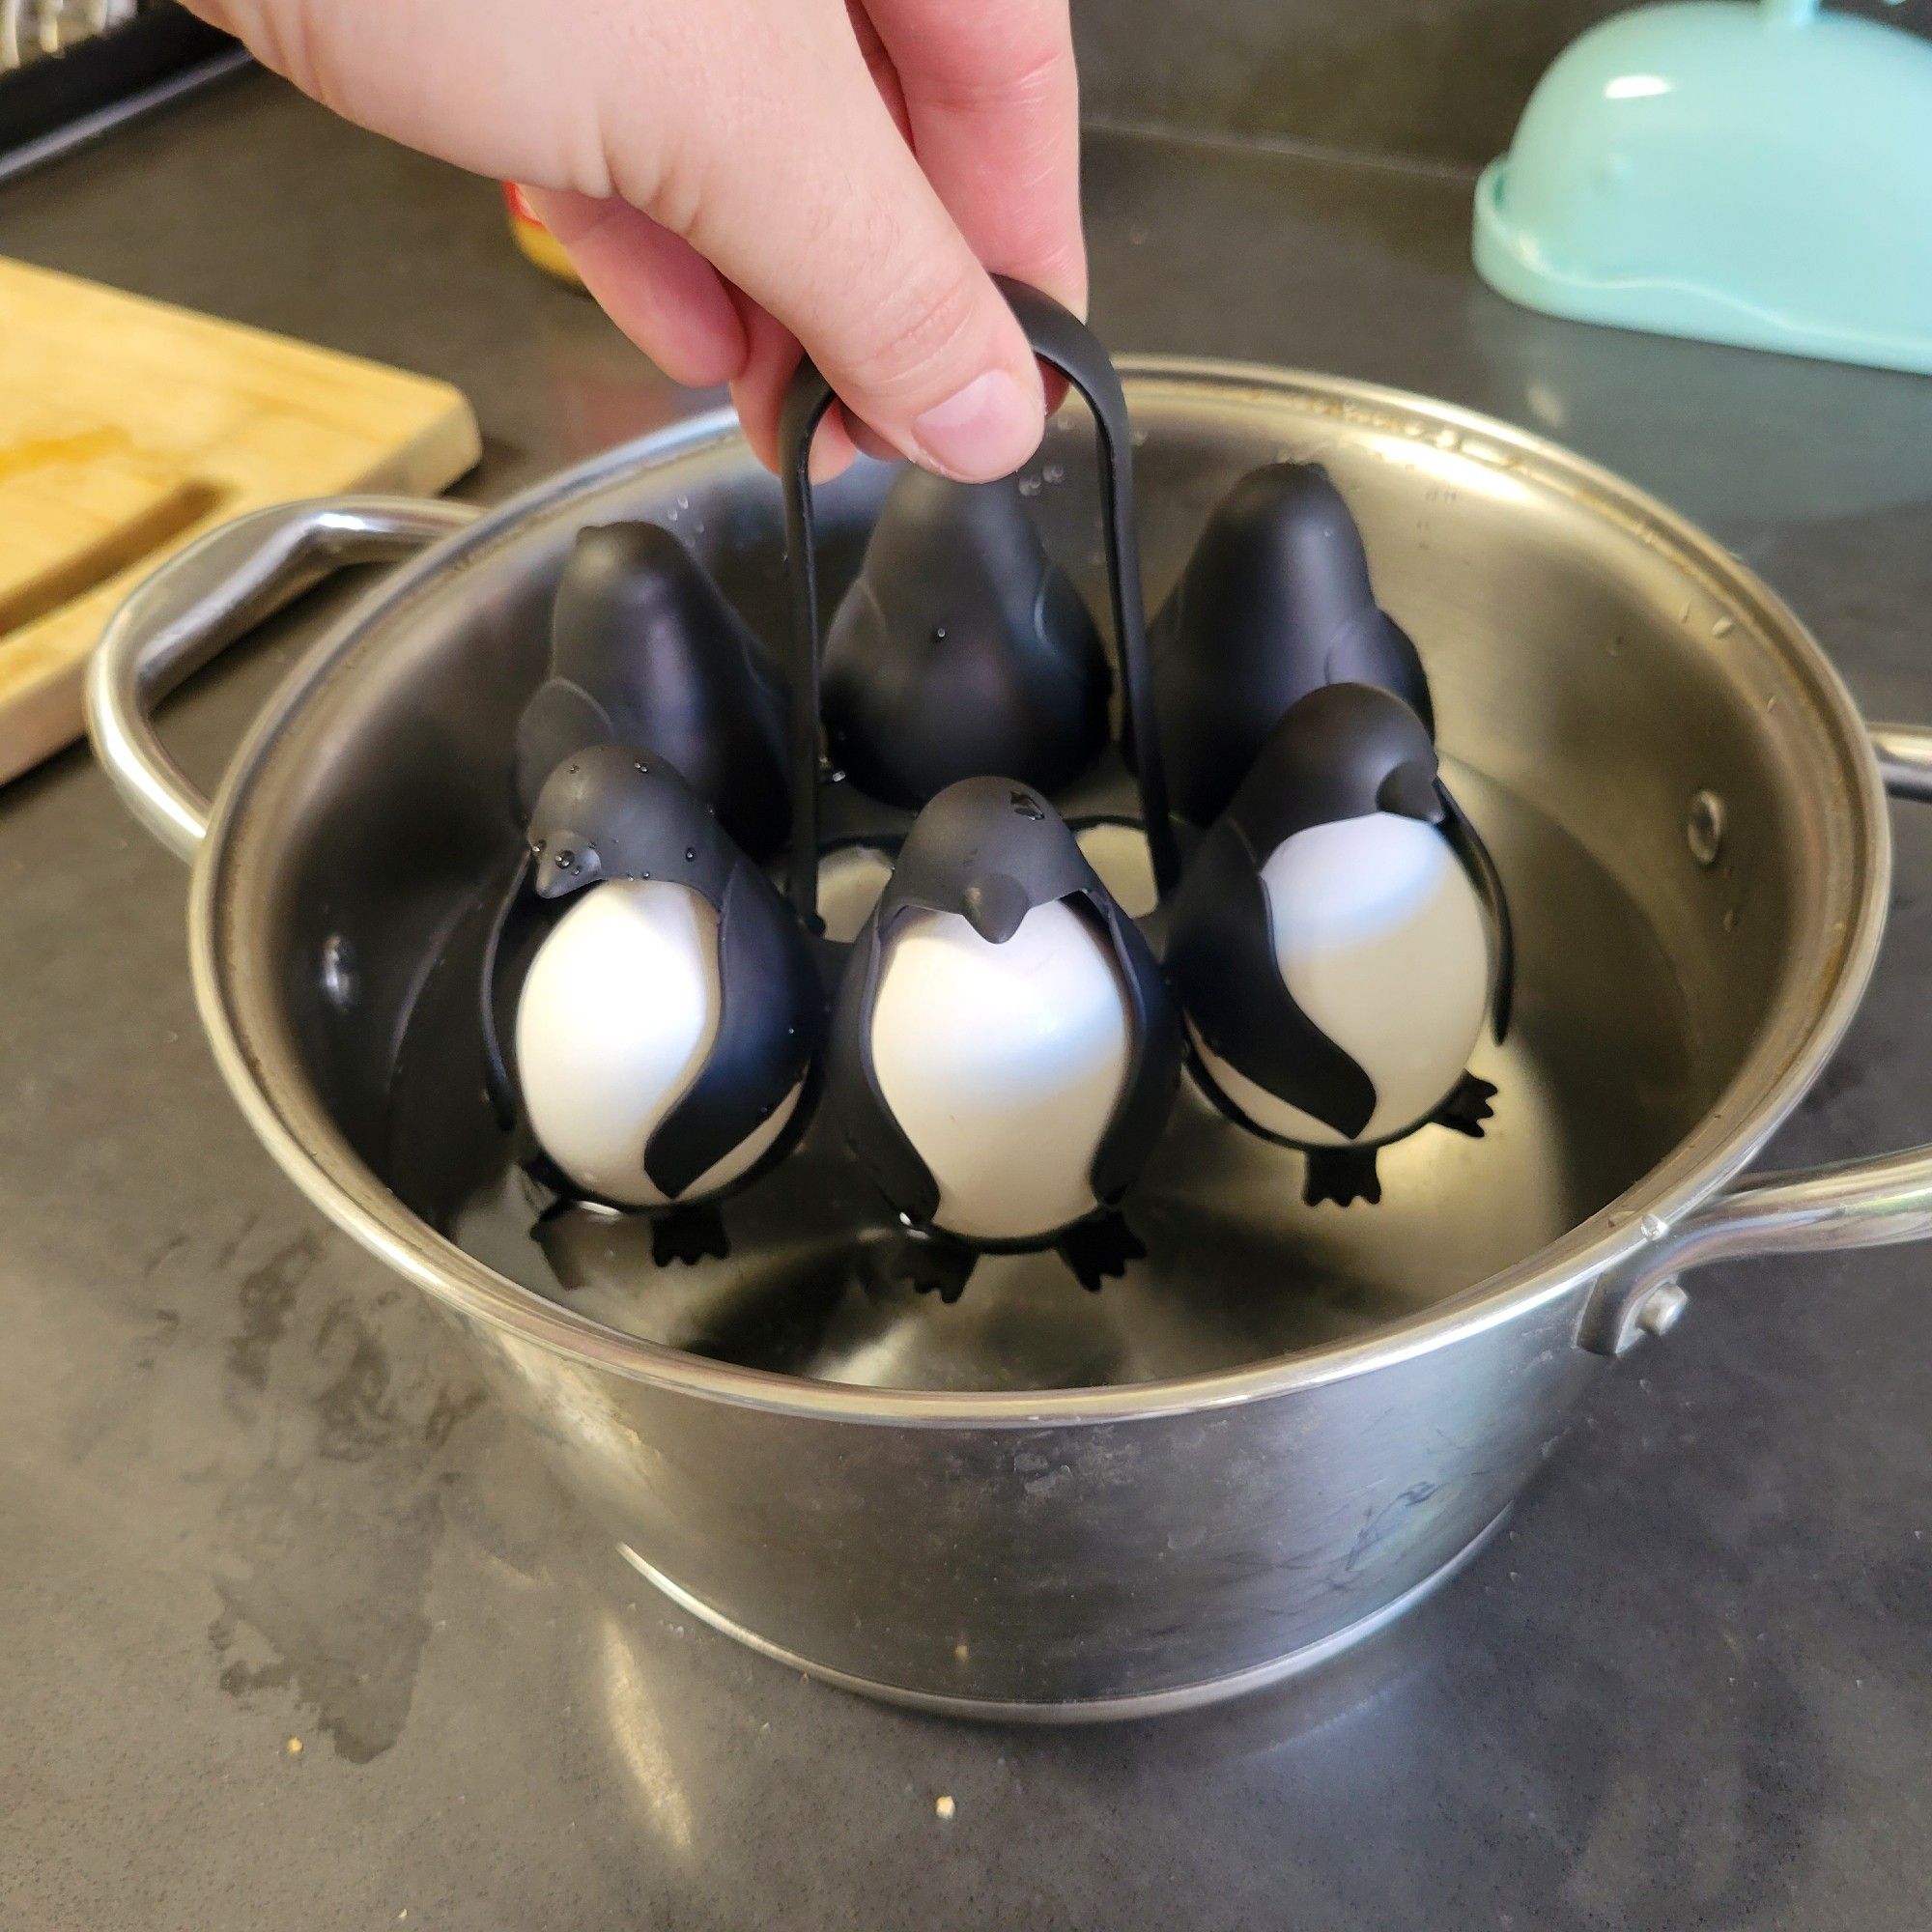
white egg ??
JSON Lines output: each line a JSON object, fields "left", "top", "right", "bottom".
{"left": 1193, "top": 813, "right": 1489, "bottom": 1146}
{"left": 868, "top": 900, "right": 1131, "bottom": 1242}
{"left": 516, "top": 879, "right": 800, "bottom": 1208}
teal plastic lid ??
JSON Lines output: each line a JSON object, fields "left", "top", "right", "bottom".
{"left": 1474, "top": 0, "right": 1932, "bottom": 376}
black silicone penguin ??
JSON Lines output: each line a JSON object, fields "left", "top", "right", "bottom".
{"left": 1151, "top": 462, "right": 1435, "bottom": 827}
{"left": 821, "top": 469, "right": 1112, "bottom": 809}
{"left": 482, "top": 744, "right": 822, "bottom": 1263}
{"left": 1166, "top": 682, "right": 1513, "bottom": 1208}
{"left": 827, "top": 776, "right": 1180, "bottom": 1298}
{"left": 514, "top": 522, "right": 791, "bottom": 859}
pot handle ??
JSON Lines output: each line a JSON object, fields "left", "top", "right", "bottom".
{"left": 86, "top": 496, "right": 480, "bottom": 863}
{"left": 1582, "top": 721, "right": 1932, "bottom": 1354}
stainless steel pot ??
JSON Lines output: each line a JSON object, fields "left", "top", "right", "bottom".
{"left": 88, "top": 363, "right": 1932, "bottom": 1719}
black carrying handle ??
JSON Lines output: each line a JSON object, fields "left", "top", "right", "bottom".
{"left": 777, "top": 277, "right": 1179, "bottom": 927}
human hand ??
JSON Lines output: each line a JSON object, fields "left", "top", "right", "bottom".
{"left": 183, "top": 0, "right": 1086, "bottom": 482}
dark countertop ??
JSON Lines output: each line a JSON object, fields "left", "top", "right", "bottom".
{"left": 6, "top": 73, "right": 1932, "bottom": 1932}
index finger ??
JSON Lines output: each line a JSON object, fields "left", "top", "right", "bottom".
{"left": 861, "top": 0, "right": 1088, "bottom": 320}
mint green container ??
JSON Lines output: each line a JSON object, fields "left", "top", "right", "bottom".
{"left": 1474, "top": 0, "right": 1932, "bottom": 375}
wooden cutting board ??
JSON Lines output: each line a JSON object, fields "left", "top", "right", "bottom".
{"left": 0, "top": 256, "right": 481, "bottom": 784}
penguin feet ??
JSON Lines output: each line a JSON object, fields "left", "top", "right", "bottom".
{"left": 868, "top": 1228, "right": 980, "bottom": 1305}
{"left": 650, "top": 1203, "right": 731, "bottom": 1267}
{"left": 1056, "top": 1211, "right": 1147, "bottom": 1293}
{"left": 1302, "top": 1146, "right": 1383, "bottom": 1208}
{"left": 1431, "top": 1072, "right": 1497, "bottom": 1140}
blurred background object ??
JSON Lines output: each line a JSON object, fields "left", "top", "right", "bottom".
{"left": 0, "top": 0, "right": 243, "bottom": 183}
{"left": 1068, "top": 0, "right": 1924, "bottom": 170}
{"left": 503, "top": 182, "right": 585, "bottom": 290}
{"left": 1474, "top": 0, "right": 1932, "bottom": 375}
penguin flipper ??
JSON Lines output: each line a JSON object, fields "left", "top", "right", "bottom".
{"left": 651, "top": 1203, "right": 730, "bottom": 1266}
{"left": 1438, "top": 780, "right": 1515, "bottom": 1043}
{"left": 479, "top": 852, "right": 536, "bottom": 1130}
{"left": 1167, "top": 819, "right": 1378, "bottom": 1141}
{"left": 1086, "top": 895, "right": 1183, "bottom": 1206}
{"left": 826, "top": 907, "right": 944, "bottom": 1228}
{"left": 644, "top": 863, "right": 820, "bottom": 1202}
{"left": 1431, "top": 1071, "right": 1496, "bottom": 1139}
{"left": 1057, "top": 1210, "right": 1146, "bottom": 1293}
{"left": 1303, "top": 1146, "right": 1382, "bottom": 1208}
{"left": 513, "top": 681, "right": 615, "bottom": 820}
{"left": 1324, "top": 607, "right": 1435, "bottom": 741}
{"left": 1377, "top": 613, "right": 1435, "bottom": 739}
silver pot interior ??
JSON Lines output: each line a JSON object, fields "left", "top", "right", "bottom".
{"left": 212, "top": 370, "right": 1871, "bottom": 1393}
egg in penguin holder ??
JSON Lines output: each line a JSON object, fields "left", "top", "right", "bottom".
{"left": 513, "top": 521, "right": 792, "bottom": 861}
{"left": 1166, "top": 682, "right": 1514, "bottom": 1208}
{"left": 1151, "top": 460, "right": 1435, "bottom": 828}
{"left": 480, "top": 745, "right": 823, "bottom": 1265}
{"left": 826, "top": 778, "right": 1181, "bottom": 1301}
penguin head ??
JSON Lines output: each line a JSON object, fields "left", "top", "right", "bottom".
{"left": 1175, "top": 462, "right": 1377, "bottom": 660}
{"left": 1225, "top": 682, "right": 1442, "bottom": 853}
{"left": 874, "top": 776, "right": 1096, "bottom": 941}
{"left": 821, "top": 470, "right": 1111, "bottom": 809}
{"left": 552, "top": 522, "right": 705, "bottom": 664}
{"left": 519, "top": 521, "right": 792, "bottom": 859}
{"left": 525, "top": 743, "right": 732, "bottom": 904}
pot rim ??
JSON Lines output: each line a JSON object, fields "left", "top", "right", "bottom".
{"left": 186, "top": 357, "right": 1890, "bottom": 1428}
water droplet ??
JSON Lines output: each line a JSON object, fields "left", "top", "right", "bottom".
{"left": 1722, "top": 906, "right": 1738, "bottom": 932}
{"left": 567, "top": 761, "right": 580, "bottom": 774}
{"left": 1712, "top": 615, "right": 1735, "bottom": 638}
{"left": 635, "top": 760, "right": 649, "bottom": 772}
{"left": 1639, "top": 1212, "right": 1668, "bottom": 1240}
{"left": 1607, "top": 635, "right": 1624, "bottom": 657}
{"left": 1042, "top": 462, "right": 1064, "bottom": 485}
{"left": 555, "top": 849, "right": 576, "bottom": 869}
{"left": 1130, "top": 427, "right": 1150, "bottom": 448}
{"left": 932, "top": 626, "right": 948, "bottom": 642}
{"left": 640, "top": 869, "right": 651, "bottom": 880}
{"left": 1017, "top": 475, "right": 1041, "bottom": 497}
{"left": 676, "top": 495, "right": 689, "bottom": 510}
{"left": 1127, "top": 223, "right": 1150, "bottom": 246}
{"left": 1433, "top": 427, "right": 1459, "bottom": 449}
{"left": 532, "top": 838, "right": 546, "bottom": 854}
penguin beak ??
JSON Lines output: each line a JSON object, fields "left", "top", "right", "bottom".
{"left": 534, "top": 834, "right": 601, "bottom": 898}
{"left": 1377, "top": 762, "right": 1445, "bottom": 823}
{"left": 959, "top": 871, "right": 1030, "bottom": 944}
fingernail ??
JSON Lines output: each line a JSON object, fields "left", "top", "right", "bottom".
{"left": 912, "top": 369, "right": 1041, "bottom": 482}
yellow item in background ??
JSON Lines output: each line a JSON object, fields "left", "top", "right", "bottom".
{"left": 503, "top": 184, "right": 584, "bottom": 288}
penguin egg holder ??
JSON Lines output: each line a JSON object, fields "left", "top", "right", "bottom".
{"left": 480, "top": 281, "right": 1515, "bottom": 1298}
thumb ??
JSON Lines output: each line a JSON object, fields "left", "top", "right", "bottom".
{"left": 666, "top": 11, "right": 1046, "bottom": 483}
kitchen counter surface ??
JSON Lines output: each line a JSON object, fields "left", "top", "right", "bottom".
{"left": 5, "top": 74, "right": 1931, "bottom": 1932}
